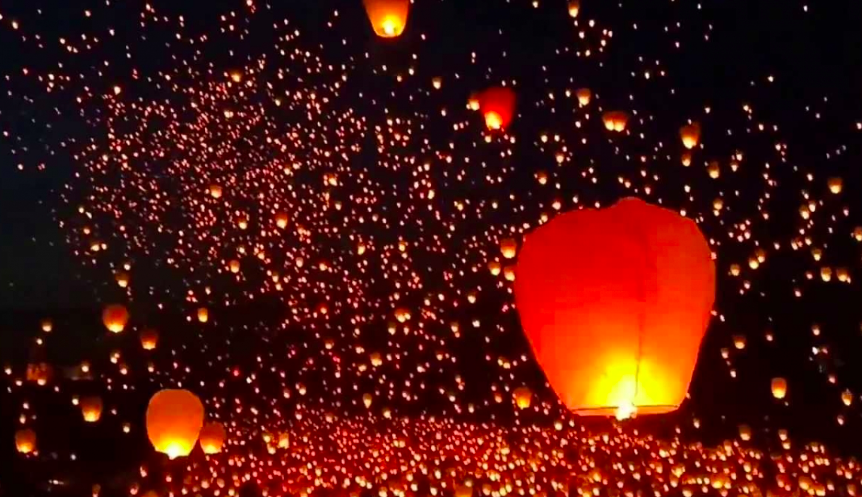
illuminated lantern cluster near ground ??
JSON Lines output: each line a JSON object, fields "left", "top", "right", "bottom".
{"left": 515, "top": 198, "right": 715, "bottom": 419}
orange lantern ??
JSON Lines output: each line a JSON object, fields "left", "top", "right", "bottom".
{"left": 568, "top": 0, "right": 581, "bottom": 18}
{"left": 576, "top": 88, "right": 591, "bottom": 106}
{"left": 679, "top": 123, "right": 701, "bottom": 150}
{"left": 514, "top": 198, "right": 715, "bottom": 418}
{"left": 602, "top": 111, "right": 629, "bottom": 132}
{"left": 115, "top": 271, "right": 130, "bottom": 289}
{"left": 209, "top": 184, "right": 223, "bottom": 199}
{"left": 229, "top": 259, "right": 241, "bottom": 274}
{"left": 102, "top": 304, "right": 129, "bottom": 333}
{"left": 771, "top": 377, "right": 788, "bottom": 400}
{"left": 40, "top": 319, "right": 53, "bottom": 333}
{"left": 15, "top": 428, "right": 36, "bottom": 454}
{"left": 146, "top": 389, "right": 205, "bottom": 459}
{"left": 477, "top": 87, "right": 516, "bottom": 131}
{"left": 81, "top": 396, "right": 104, "bottom": 422}
{"left": 500, "top": 238, "right": 518, "bottom": 259}
{"left": 828, "top": 177, "right": 843, "bottom": 194}
{"left": 275, "top": 212, "right": 289, "bottom": 229}
{"left": 140, "top": 328, "right": 159, "bottom": 351}
{"left": 199, "top": 421, "right": 227, "bottom": 454}
{"left": 513, "top": 386, "right": 532, "bottom": 409}
{"left": 197, "top": 307, "right": 209, "bottom": 323}
{"left": 363, "top": 0, "right": 409, "bottom": 38}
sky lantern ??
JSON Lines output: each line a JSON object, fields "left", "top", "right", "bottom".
{"left": 40, "top": 319, "right": 53, "bottom": 333}
{"left": 500, "top": 238, "right": 518, "bottom": 259}
{"left": 363, "top": 393, "right": 373, "bottom": 408}
{"left": 568, "top": 0, "right": 581, "bottom": 18}
{"left": 514, "top": 198, "right": 715, "bottom": 419}
{"left": 275, "top": 212, "right": 289, "bottom": 229}
{"left": 842, "top": 390, "right": 853, "bottom": 406}
{"left": 197, "top": 307, "right": 209, "bottom": 323}
{"left": 140, "top": 328, "right": 159, "bottom": 351}
{"left": 602, "top": 111, "right": 629, "bottom": 132}
{"left": 771, "top": 377, "right": 788, "bottom": 400}
{"left": 828, "top": 177, "right": 843, "bottom": 194}
{"left": 81, "top": 396, "right": 104, "bottom": 422}
{"left": 680, "top": 123, "right": 700, "bottom": 149}
{"left": 115, "top": 271, "right": 130, "bottom": 288}
{"left": 209, "top": 184, "right": 223, "bottom": 199}
{"left": 576, "top": 88, "right": 591, "bottom": 106}
{"left": 199, "top": 421, "right": 227, "bottom": 454}
{"left": 15, "top": 428, "right": 36, "bottom": 454}
{"left": 488, "top": 261, "right": 502, "bottom": 276}
{"left": 102, "top": 304, "right": 129, "bottom": 333}
{"left": 513, "top": 386, "right": 532, "bottom": 409}
{"left": 363, "top": 0, "right": 409, "bottom": 38}
{"left": 146, "top": 389, "right": 205, "bottom": 459}
{"left": 477, "top": 87, "right": 516, "bottom": 131}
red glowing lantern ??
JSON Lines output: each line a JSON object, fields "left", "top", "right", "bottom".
{"left": 514, "top": 198, "right": 715, "bottom": 418}
{"left": 477, "top": 87, "right": 516, "bottom": 131}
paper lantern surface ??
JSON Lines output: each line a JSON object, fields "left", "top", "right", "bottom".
{"left": 514, "top": 198, "right": 715, "bottom": 418}
{"left": 146, "top": 389, "right": 205, "bottom": 459}
{"left": 363, "top": 0, "right": 410, "bottom": 38}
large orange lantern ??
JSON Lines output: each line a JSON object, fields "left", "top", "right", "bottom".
{"left": 477, "top": 87, "right": 516, "bottom": 131}
{"left": 679, "top": 123, "right": 701, "bottom": 150}
{"left": 81, "top": 396, "right": 104, "bottom": 422}
{"left": 363, "top": 0, "right": 409, "bottom": 38}
{"left": 514, "top": 198, "right": 715, "bottom": 419}
{"left": 15, "top": 428, "right": 36, "bottom": 454}
{"left": 513, "top": 386, "right": 532, "bottom": 409}
{"left": 140, "top": 328, "right": 159, "bottom": 351}
{"left": 199, "top": 421, "right": 227, "bottom": 454}
{"left": 146, "top": 389, "right": 205, "bottom": 459}
{"left": 602, "top": 111, "right": 629, "bottom": 132}
{"left": 102, "top": 304, "right": 129, "bottom": 333}
{"left": 771, "top": 377, "right": 788, "bottom": 399}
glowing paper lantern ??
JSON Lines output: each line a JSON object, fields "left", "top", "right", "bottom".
{"left": 568, "top": 0, "right": 581, "bottom": 18}
{"left": 197, "top": 307, "right": 209, "bottom": 323}
{"left": 199, "top": 422, "right": 226, "bottom": 454}
{"left": 576, "top": 88, "right": 591, "bottom": 106}
{"left": 40, "top": 319, "right": 53, "bottom": 333}
{"left": 363, "top": 0, "right": 409, "bottom": 38}
{"left": 102, "top": 304, "right": 129, "bottom": 333}
{"left": 115, "top": 271, "right": 130, "bottom": 288}
{"left": 209, "top": 184, "right": 223, "bottom": 199}
{"left": 602, "top": 111, "right": 629, "bottom": 132}
{"left": 15, "top": 428, "right": 36, "bottom": 454}
{"left": 513, "top": 386, "right": 532, "bottom": 409}
{"left": 771, "top": 377, "right": 787, "bottom": 400}
{"left": 514, "top": 198, "right": 715, "bottom": 418}
{"left": 140, "top": 328, "right": 159, "bottom": 350}
{"left": 81, "top": 396, "right": 104, "bottom": 422}
{"left": 828, "top": 177, "right": 843, "bottom": 194}
{"left": 679, "top": 123, "right": 700, "bottom": 150}
{"left": 500, "top": 238, "right": 518, "bottom": 259}
{"left": 146, "top": 389, "right": 205, "bottom": 459}
{"left": 477, "top": 87, "right": 516, "bottom": 131}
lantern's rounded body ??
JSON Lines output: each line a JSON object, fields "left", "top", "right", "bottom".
{"left": 15, "top": 428, "right": 36, "bottom": 454}
{"left": 146, "top": 389, "right": 204, "bottom": 459}
{"left": 363, "top": 0, "right": 409, "bottom": 38}
{"left": 513, "top": 386, "right": 532, "bottom": 409}
{"left": 199, "top": 422, "right": 227, "bottom": 455}
{"left": 102, "top": 304, "right": 129, "bottom": 333}
{"left": 197, "top": 307, "right": 209, "bottom": 324}
{"left": 771, "top": 378, "right": 788, "bottom": 399}
{"left": 514, "top": 198, "right": 715, "bottom": 417}
{"left": 603, "top": 111, "right": 629, "bottom": 132}
{"left": 680, "top": 123, "right": 701, "bottom": 150}
{"left": 478, "top": 88, "right": 516, "bottom": 131}
{"left": 140, "top": 328, "right": 159, "bottom": 351}
{"left": 81, "top": 396, "right": 104, "bottom": 422}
